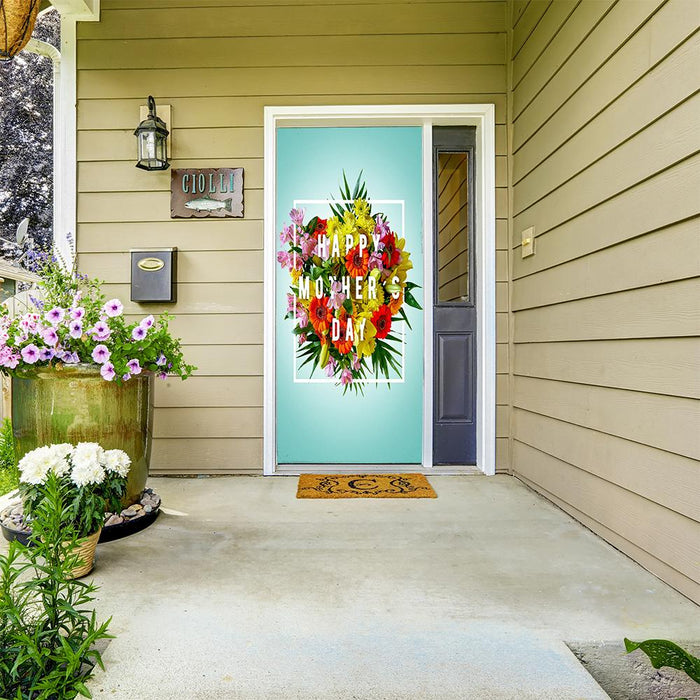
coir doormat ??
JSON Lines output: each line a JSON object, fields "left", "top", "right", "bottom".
{"left": 297, "top": 474, "right": 437, "bottom": 499}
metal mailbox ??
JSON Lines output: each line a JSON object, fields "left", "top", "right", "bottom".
{"left": 130, "top": 248, "right": 177, "bottom": 303}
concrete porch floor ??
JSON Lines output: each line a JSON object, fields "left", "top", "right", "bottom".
{"left": 79, "top": 475, "right": 699, "bottom": 699}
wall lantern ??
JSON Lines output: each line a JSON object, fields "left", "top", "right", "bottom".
{"left": 134, "top": 96, "right": 170, "bottom": 171}
{"left": 0, "top": 0, "right": 41, "bottom": 60}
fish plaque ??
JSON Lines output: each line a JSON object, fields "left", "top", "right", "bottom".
{"left": 170, "top": 167, "right": 244, "bottom": 218}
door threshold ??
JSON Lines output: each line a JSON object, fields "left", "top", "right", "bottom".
{"left": 274, "top": 464, "right": 483, "bottom": 476}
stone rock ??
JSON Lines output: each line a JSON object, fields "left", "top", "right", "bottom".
{"left": 131, "top": 503, "right": 143, "bottom": 511}
{"left": 105, "top": 514, "right": 124, "bottom": 527}
{"left": 121, "top": 507, "right": 139, "bottom": 518}
{"left": 132, "top": 509, "right": 146, "bottom": 518}
{"left": 143, "top": 504, "right": 153, "bottom": 513}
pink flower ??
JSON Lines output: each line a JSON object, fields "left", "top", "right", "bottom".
{"left": 132, "top": 325, "right": 147, "bottom": 341}
{"left": 156, "top": 353, "right": 167, "bottom": 366}
{"left": 340, "top": 368, "right": 353, "bottom": 385}
{"left": 351, "top": 354, "right": 361, "bottom": 371}
{"left": 70, "top": 306, "right": 85, "bottom": 321}
{"left": 103, "top": 299, "right": 123, "bottom": 318}
{"left": 122, "top": 373, "right": 131, "bottom": 381}
{"left": 368, "top": 251, "right": 383, "bottom": 271}
{"left": 276, "top": 250, "right": 290, "bottom": 269}
{"left": 289, "top": 208, "right": 305, "bottom": 226}
{"left": 72, "top": 291, "right": 83, "bottom": 304}
{"left": 21, "top": 344, "right": 40, "bottom": 364}
{"left": 45, "top": 307, "right": 65, "bottom": 327}
{"left": 100, "top": 362, "right": 116, "bottom": 381}
{"left": 374, "top": 215, "right": 390, "bottom": 237}
{"left": 300, "top": 236, "right": 316, "bottom": 257}
{"left": 279, "top": 224, "right": 294, "bottom": 245}
{"left": 295, "top": 306, "right": 308, "bottom": 328}
{"left": 157, "top": 372, "right": 168, "bottom": 380}
{"left": 298, "top": 333, "right": 307, "bottom": 345}
{"left": 5, "top": 354, "right": 19, "bottom": 369}
{"left": 91, "top": 344, "right": 110, "bottom": 364}
{"left": 90, "top": 321, "right": 111, "bottom": 341}
{"left": 69, "top": 320, "right": 83, "bottom": 339}
{"left": 41, "top": 327, "right": 59, "bottom": 347}
{"left": 328, "top": 280, "right": 345, "bottom": 311}
{"left": 324, "top": 357, "right": 337, "bottom": 378}
{"left": 126, "top": 358, "right": 142, "bottom": 375}
{"left": 140, "top": 315, "right": 155, "bottom": 329}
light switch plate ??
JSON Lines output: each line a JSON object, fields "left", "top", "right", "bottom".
{"left": 521, "top": 226, "right": 535, "bottom": 258}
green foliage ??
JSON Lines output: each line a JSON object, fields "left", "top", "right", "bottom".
{"left": 0, "top": 474, "right": 113, "bottom": 699}
{"left": 0, "top": 418, "right": 19, "bottom": 496}
{"left": 624, "top": 638, "right": 700, "bottom": 684}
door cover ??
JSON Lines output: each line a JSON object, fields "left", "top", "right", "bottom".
{"left": 275, "top": 126, "right": 423, "bottom": 464}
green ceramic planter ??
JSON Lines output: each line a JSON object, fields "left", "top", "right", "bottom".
{"left": 12, "top": 364, "right": 153, "bottom": 503}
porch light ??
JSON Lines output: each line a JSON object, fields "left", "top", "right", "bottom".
{"left": 134, "top": 96, "right": 170, "bottom": 171}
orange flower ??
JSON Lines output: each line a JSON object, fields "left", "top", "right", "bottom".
{"left": 309, "top": 296, "right": 332, "bottom": 334}
{"left": 388, "top": 290, "right": 403, "bottom": 315}
{"left": 371, "top": 304, "right": 392, "bottom": 339}
{"left": 345, "top": 245, "right": 369, "bottom": 278}
{"left": 331, "top": 309, "right": 354, "bottom": 355}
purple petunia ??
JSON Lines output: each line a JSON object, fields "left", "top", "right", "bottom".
{"left": 70, "top": 306, "right": 85, "bottom": 321}
{"left": 100, "top": 362, "right": 116, "bottom": 381}
{"left": 131, "top": 325, "right": 147, "bottom": 341}
{"left": 69, "top": 320, "right": 83, "bottom": 339}
{"left": 122, "top": 373, "right": 131, "bottom": 382}
{"left": 21, "top": 344, "right": 40, "bottom": 364}
{"left": 41, "top": 327, "right": 59, "bottom": 347}
{"left": 126, "top": 358, "right": 142, "bottom": 375}
{"left": 157, "top": 372, "right": 168, "bottom": 380}
{"left": 45, "top": 307, "right": 65, "bottom": 327}
{"left": 91, "top": 344, "right": 111, "bottom": 364}
{"left": 139, "top": 315, "right": 155, "bottom": 329}
{"left": 90, "top": 320, "right": 111, "bottom": 341}
{"left": 156, "top": 353, "right": 167, "bottom": 366}
{"left": 103, "top": 299, "right": 124, "bottom": 318}
{"left": 39, "top": 347, "right": 55, "bottom": 362}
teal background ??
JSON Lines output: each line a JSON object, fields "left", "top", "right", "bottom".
{"left": 275, "top": 126, "right": 423, "bottom": 464}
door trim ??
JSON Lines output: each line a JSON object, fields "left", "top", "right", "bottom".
{"left": 263, "top": 104, "right": 496, "bottom": 476}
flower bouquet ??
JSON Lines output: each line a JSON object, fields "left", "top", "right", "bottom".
{"left": 277, "top": 174, "right": 421, "bottom": 392}
{"left": 19, "top": 442, "right": 131, "bottom": 576}
{"left": 0, "top": 251, "right": 195, "bottom": 382}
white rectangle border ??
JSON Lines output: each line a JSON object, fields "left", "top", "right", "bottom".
{"left": 263, "top": 105, "right": 496, "bottom": 476}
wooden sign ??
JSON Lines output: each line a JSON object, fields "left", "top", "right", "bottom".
{"left": 171, "top": 167, "right": 244, "bottom": 218}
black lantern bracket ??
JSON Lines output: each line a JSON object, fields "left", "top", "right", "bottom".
{"left": 134, "top": 96, "right": 172, "bottom": 171}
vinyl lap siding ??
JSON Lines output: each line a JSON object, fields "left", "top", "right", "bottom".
{"left": 75, "top": 0, "right": 510, "bottom": 474}
{"left": 508, "top": 0, "right": 700, "bottom": 603}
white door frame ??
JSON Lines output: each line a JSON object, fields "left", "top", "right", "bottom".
{"left": 263, "top": 104, "right": 496, "bottom": 476}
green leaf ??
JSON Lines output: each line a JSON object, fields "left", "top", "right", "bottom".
{"left": 74, "top": 680, "right": 93, "bottom": 698}
{"left": 624, "top": 638, "right": 700, "bottom": 683}
{"left": 398, "top": 306, "right": 412, "bottom": 330}
{"left": 404, "top": 290, "right": 422, "bottom": 310}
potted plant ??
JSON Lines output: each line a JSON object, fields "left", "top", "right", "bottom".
{"left": 19, "top": 442, "right": 131, "bottom": 577}
{"left": 0, "top": 251, "right": 195, "bottom": 502}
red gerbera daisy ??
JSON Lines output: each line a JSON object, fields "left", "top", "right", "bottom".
{"left": 309, "top": 296, "right": 332, "bottom": 334}
{"left": 380, "top": 232, "right": 401, "bottom": 268}
{"left": 345, "top": 245, "right": 369, "bottom": 278}
{"left": 313, "top": 218, "right": 328, "bottom": 238}
{"left": 371, "top": 304, "right": 392, "bottom": 339}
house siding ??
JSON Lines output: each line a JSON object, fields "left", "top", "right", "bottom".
{"left": 74, "top": 0, "right": 511, "bottom": 474}
{"left": 508, "top": 0, "right": 700, "bottom": 603}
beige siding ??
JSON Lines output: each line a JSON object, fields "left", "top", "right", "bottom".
{"left": 508, "top": 0, "right": 700, "bottom": 602}
{"left": 75, "top": 1, "right": 510, "bottom": 474}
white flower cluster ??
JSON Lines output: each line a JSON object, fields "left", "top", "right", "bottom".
{"left": 18, "top": 442, "right": 131, "bottom": 488}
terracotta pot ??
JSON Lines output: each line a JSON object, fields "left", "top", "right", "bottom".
{"left": 12, "top": 364, "right": 152, "bottom": 503}
{"left": 65, "top": 528, "right": 102, "bottom": 579}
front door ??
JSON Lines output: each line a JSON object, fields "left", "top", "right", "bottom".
{"left": 432, "top": 126, "right": 477, "bottom": 465}
{"left": 275, "top": 126, "right": 424, "bottom": 465}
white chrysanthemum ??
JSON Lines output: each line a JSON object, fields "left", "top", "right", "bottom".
{"left": 18, "top": 446, "right": 53, "bottom": 485}
{"left": 103, "top": 449, "right": 131, "bottom": 478}
{"left": 70, "top": 442, "right": 106, "bottom": 487}
{"left": 49, "top": 443, "right": 73, "bottom": 477}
